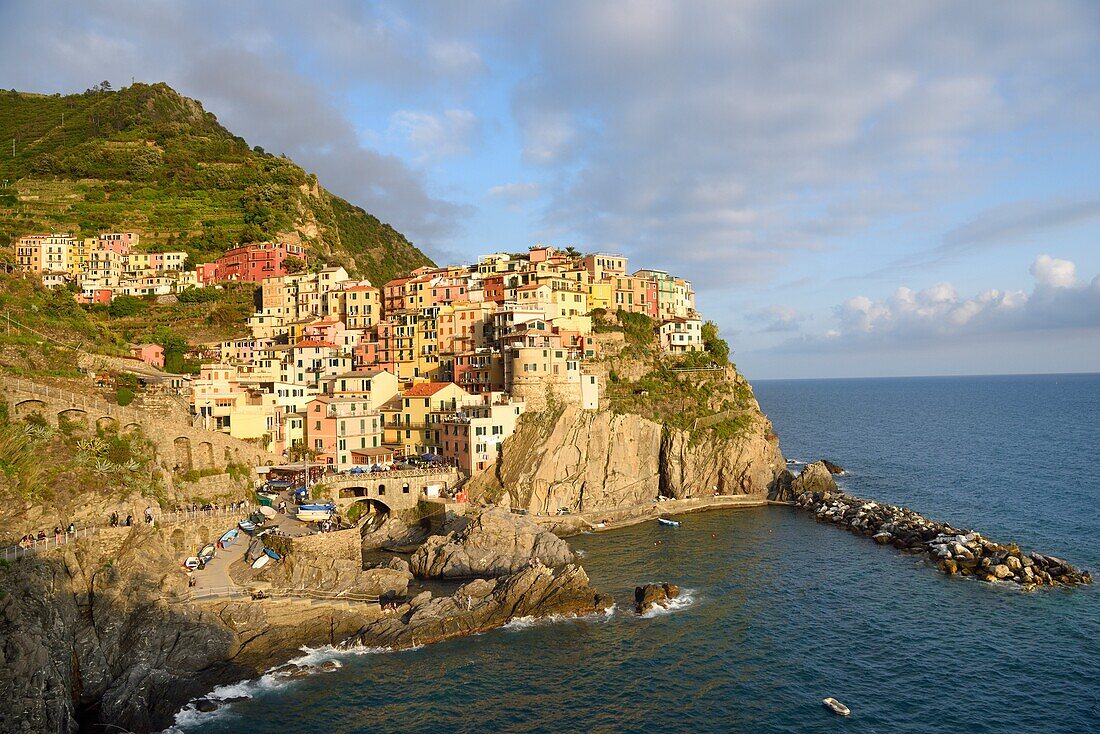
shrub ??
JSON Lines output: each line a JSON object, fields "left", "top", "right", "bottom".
{"left": 115, "top": 387, "right": 134, "bottom": 406}
{"left": 108, "top": 296, "right": 147, "bottom": 317}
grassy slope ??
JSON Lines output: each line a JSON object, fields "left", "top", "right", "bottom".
{"left": 0, "top": 83, "right": 433, "bottom": 280}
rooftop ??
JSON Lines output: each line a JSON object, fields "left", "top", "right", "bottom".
{"left": 404, "top": 381, "right": 458, "bottom": 397}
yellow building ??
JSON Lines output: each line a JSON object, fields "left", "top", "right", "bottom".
{"left": 587, "top": 278, "right": 614, "bottom": 312}
{"left": 383, "top": 382, "right": 469, "bottom": 455}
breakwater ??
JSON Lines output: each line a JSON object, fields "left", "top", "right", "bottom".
{"left": 792, "top": 472, "right": 1092, "bottom": 588}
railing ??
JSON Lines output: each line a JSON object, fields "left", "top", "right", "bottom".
{"left": 171, "top": 584, "right": 379, "bottom": 605}
{"left": 0, "top": 504, "right": 254, "bottom": 563}
{"left": 1, "top": 526, "right": 98, "bottom": 562}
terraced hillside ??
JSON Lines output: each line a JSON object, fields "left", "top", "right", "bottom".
{"left": 0, "top": 83, "right": 433, "bottom": 284}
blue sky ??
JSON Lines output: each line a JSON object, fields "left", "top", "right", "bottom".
{"left": 2, "top": 1, "right": 1099, "bottom": 379}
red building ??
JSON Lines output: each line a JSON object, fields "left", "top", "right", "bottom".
{"left": 481, "top": 275, "right": 505, "bottom": 304}
{"left": 195, "top": 262, "right": 219, "bottom": 285}
{"left": 214, "top": 242, "right": 306, "bottom": 283}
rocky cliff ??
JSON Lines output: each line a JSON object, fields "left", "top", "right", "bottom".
{"left": 0, "top": 519, "right": 610, "bottom": 733}
{"left": 468, "top": 403, "right": 785, "bottom": 515}
{"left": 0, "top": 526, "right": 381, "bottom": 733}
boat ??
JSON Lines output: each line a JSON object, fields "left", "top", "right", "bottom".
{"left": 296, "top": 508, "right": 333, "bottom": 523}
{"left": 183, "top": 556, "right": 200, "bottom": 570}
{"left": 264, "top": 547, "right": 281, "bottom": 561}
{"left": 259, "top": 506, "right": 278, "bottom": 518}
{"left": 657, "top": 517, "right": 680, "bottom": 527}
{"left": 238, "top": 519, "right": 257, "bottom": 532}
{"left": 219, "top": 529, "right": 239, "bottom": 546}
{"left": 251, "top": 555, "right": 270, "bottom": 569}
{"left": 822, "top": 698, "right": 850, "bottom": 716}
{"left": 298, "top": 502, "right": 335, "bottom": 511}
{"left": 198, "top": 544, "right": 216, "bottom": 562}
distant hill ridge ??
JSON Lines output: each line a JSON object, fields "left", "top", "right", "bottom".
{"left": 0, "top": 82, "right": 433, "bottom": 284}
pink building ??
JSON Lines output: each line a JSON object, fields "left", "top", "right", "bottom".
{"left": 98, "top": 232, "right": 138, "bottom": 255}
{"left": 129, "top": 343, "right": 165, "bottom": 369}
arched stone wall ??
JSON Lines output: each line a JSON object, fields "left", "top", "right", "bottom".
{"left": 58, "top": 408, "right": 88, "bottom": 425}
{"left": 14, "top": 398, "right": 47, "bottom": 418}
{"left": 174, "top": 437, "right": 193, "bottom": 472}
{"left": 196, "top": 441, "right": 215, "bottom": 470}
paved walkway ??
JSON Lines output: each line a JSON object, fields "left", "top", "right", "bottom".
{"left": 191, "top": 526, "right": 247, "bottom": 593}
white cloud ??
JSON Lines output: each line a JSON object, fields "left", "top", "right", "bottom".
{"left": 389, "top": 109, "right": 479, "bottom": 162}
{"left": 487, "top": 182, "right": 541, "bottom": 202}
{"left": 499, "top": 1, "right": 1100, "bottom": 286}
{"left": 1030, "top": 254, "right": 1078, "bottom": 288}
{"left": 821, "top": 256, "right": 1099, "bottom": 346}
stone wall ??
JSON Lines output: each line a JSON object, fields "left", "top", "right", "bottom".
{"left": 323, "top": 468, "right": 460, "bottom": 516}
{"left": 2, "top": 378, "right": 277, "bottom": 479}
{"left": 290, "top": 529, "right": 361, "bottom": 562}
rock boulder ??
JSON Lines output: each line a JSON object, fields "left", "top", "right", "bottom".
{"left": 410, "top": 507, "right": 574, "bottom": 579}
{"left": 634, "top": 583, "right": 680, "bottom": 614}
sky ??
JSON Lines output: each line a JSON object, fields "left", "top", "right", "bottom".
{"left": 1, "top": 1, "right": 1099, "bottom": 379}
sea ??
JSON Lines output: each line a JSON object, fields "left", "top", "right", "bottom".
{"left": 179, "top": 374, "right": 1100, "bottom": 734}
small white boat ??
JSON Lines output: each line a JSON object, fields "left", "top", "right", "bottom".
{"left": 822, "top": 698, "right": 850, "bottom": 716}
{"left": 657, "top": 517, "right": 680, "bottom": 527}
{"left": 259, "top": 506, "right": 278, "bottom": 518}
{"left": 296, "top": 508, "right": 332, "bottom": 523}
{"left": 251, "top": 555, "right": 270, "bottom": 569}
{"left": 183, "top": 556, "right": 200, "bottom": 570}
{"left": 198, "top": 544, "right": 216, "bottom": 562}
{"left": 238, "top": 520, "right": 257, "bottom": 532}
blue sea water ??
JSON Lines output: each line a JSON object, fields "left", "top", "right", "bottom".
{"left": 182, "top": 374, "right": 1100, "bottom": 734}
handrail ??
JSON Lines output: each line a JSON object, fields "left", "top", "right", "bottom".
{"left": 171, "top": 584, "right": 380, "bottom": 605}
{"left": 0, "top": 504, "right": 255, "bottom": 562}
{"left": 0, "top": 526, "right": 99, "bottom": 562}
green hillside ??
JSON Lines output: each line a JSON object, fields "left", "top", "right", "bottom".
{"left": 0, "top": 83, "right": 433, "bottom": 284}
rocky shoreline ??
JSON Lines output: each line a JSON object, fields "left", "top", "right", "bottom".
{"left": 787, "top": 462, "right": 1093, "bottom": 589}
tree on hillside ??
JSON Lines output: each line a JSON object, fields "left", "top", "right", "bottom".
{"left": 702, "top": 320, "right": 730, "bottom": 365}
{"left": 283, "top": 255, "right": 306, "bottom": 274}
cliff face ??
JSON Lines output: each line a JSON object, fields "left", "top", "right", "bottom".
{"left": 0, "top": 527, "right": 372, "bottom": 733}
{"left": 468, "top": 403, "right": 785, "bottom": 515}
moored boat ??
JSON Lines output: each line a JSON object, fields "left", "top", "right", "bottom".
{"left": 296, "top": 508, "right": 332, "bottom": 523}
{"left": 238, "top": 519, "right": 257, "bottom": 532}
{"left": 219, "top": 529, "right": 239, "bottom": 546}
{"left": 198, "top": 544, "right": 216, "bottom": 562}
{"left": 183, "top": 556, "right": 200, "bottom": 570}
{"left": 657, "top": 517, "right": 680, "bottom": 527}
{"left": 822, "top": 698, "right": 850, "bottom": 716}
{"left": 251, "top": 555, "right": 270, "bottom": 569}
{"left": 264, "top": 547, "right": 281, "bottom": 561}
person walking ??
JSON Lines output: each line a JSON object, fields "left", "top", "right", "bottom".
{"left": 125, "top": 514, "right": 133, "bottom": 527}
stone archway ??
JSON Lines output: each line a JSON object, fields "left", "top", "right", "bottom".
{"left": 174, "top": 437, "right": 193, "bottom": 472}
{"left": 196, "top": 441, "right": 215, "bottom": 470}
{"left": 121, "top": 422, "right": 141, "bottom": 436}
{"left": 14, "top": 399, "right": 47, "bottom": 418}
{"left": 58, "top": 408, "right": 88, "bottom": 426}
{"left": 355, "top": 498, "right": 392, "bottom": 536}
{"left": 96, "top": 416, "right": 119, "bottom": 432}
